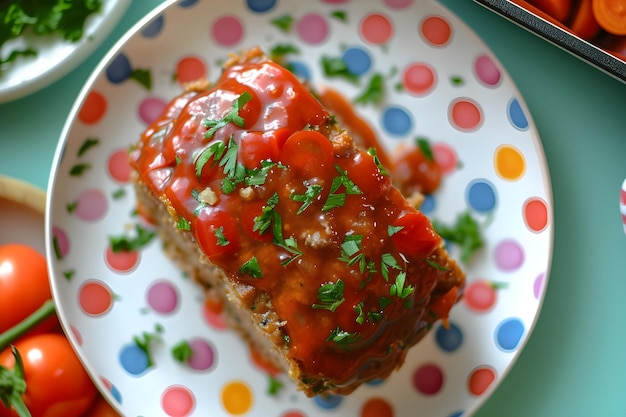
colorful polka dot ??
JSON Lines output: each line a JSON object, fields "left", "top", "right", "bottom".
{"left": 402, "top": 62, "right": 436, "bottom": 96}
{"left": 175, "top": 56, "right": 208, "bottom": 85}
{"left": 361, "top": 397, "right": 394, "bottom": 417}
{"left": 432, "top": 142, "right": 458, "bottom": 174}
{"left": 108, "top": 148, "right": 132, "bottom": 183}
{"left": 139, "top": 97, "right": 168, "bottom": 125}
{"left": 495, "top": 318, "right": 525, "bottom": 351}
{"left": 221, "top": 381, "right": 253, "bottom": 415}
{"left": 466, "top": 179, "right": 497, "bottom": 213}
{"left": 246, "top": 0, "right": 276, "bottom": 13}
{"left": 360, "top": 14, "right": 393, "bottom": 45}
{"left": 342, "top": 47, "right": 372, "bottom": 75}
{"left": 449, "top": 98, "right": 483, "bottom": 131}
{"left": 508, "top": 97, "right": 529, "bottom": 130}
{"left": 161, "top": 385, "right": 195, "bottom": 417}
{"left": 119, "top": 344, "right": 150, "bottom": 376}
{"left": 69, "top": 325, "right": 83, "bottom": 345}
{"left": 313, "top": 393, "right": 343, "bottom": 410}
{"left": 78, "top": 91, "right": 107, "bottom": 124}
{"left": 413, "top": 363, "right": 444, "bottom": 395}
{"left": 384, "top": 0, "right": 413, "bottom": 9}
{"left": 78, "top": 280, "right": 114, "bottom": 316}
{"left": 467, "top": 366, "right": 496, "bottom": 396}
{"left": 296, "top": 13, "right": 328, "bottom": 45}
{"left": 534, "top": 273, "right": 546, "bottom": 299}
{"left": 141, "top": 15, "right": 164, "bottom": 38}
{"left": 474, "top": 54, "right": 501, "bottom": 87}
{"left": 105, "top": 245, "right": 140, "bottom": 274}
{"left": 464, "top": 280, "right": 500, "bottom": 312}
{"left": 106, "top": 53, "right": 132, "bottom": 84}
{"left": 146, "top": 280, "right": 179, "bottom": 314}
{"left": 494, "top": 145, "right": 526, "bottom": 181}
{"left": 435, "top": 322, "right": 463, "bottom": 352}
{"left": 186, "top": 338, "right": 216, "bottom": 371}
{"left": 212, "top": 16, "right": 244, "bottom": 47}
{"left": 382, "top": 106, "right": 413, "bottom": 136}
{"left": 420, "top": 15, "right": 452, "bottom": 46}
{"left": 523, "top": 197, "right": 549, "bottom": 233}
{"left": 52, "top": 226, "right": 70, "bottom": 258}
{"left": 493, "top": 239, "right": 524, "bottom": 272}
{"left": 74, "top": 188, "right": 108, "bottom": 222}
{"left": 281, "top": 412, "right": 306, "bottom": 417}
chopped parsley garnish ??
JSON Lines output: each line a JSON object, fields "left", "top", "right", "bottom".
{"left": 239, "top": 256, "right": 263, "bottom": 278}
{"left": 321, "top": 55, "right": 359, "bottom": 83}
{"left": 389, "top": 271, "right": 414, "bottom": 299}
{"left": 380, "top": 252, "right": 402, "bottom": 281}
{"left": 367, "top": 147, "right": 389, "bottom": 176}
{"left": 271, "top": 14, "right": 294, "bottom": 32}
{"left": 109, "top": 224, "right": 155, "bottom": 253}
{"left": 195, "top": 140, "right": 226, "bottom": 177}
{"left": 253, "top": 192, "right": 280, "bottom": 237}
{"left": 204, "top": 91, "right": 252, "bottom": 138}
{"left": 276, "top": 236, "right": 303, "bottom": 266}
{"left": 354, "top": 73, "right": 384, "bottom": 105}
{"left": 245, "top": 161, "right": 280, "bottom": 186}
{"left": 387, "top": 224, "right": 403, "bottom": 237}
{"left": 330, "top": 10, "right": 347, "bottom": 22}
{"left": 77, "top": 138, "right": 99, "bottom": 157}
{"left": 425, "top": 258, "right": 450, "bottom": 271}
{"left": 176, "top": 217, "right": 191, "bottom": 231}
{"left": 269, "top": 43, "right": 299, "bottom": 60}
{"left": 416, "top": 136, "right": 434, "bottom": 161}
{"left": 290, "top": 184, "right": 323, "bottom": 214}
{"left": 312, "top": 280, "right": 345, "bottom": 312}
{"left": 268, "top": 375, "right": 284, "bottom": 396}
{"left": 133, "top": 324, "right": 163, "bottom": 368}
{"left": 69, "top": 163, "right": 90, "bottom": 176}
{"left": 171, "top": 340, "right": 193, "bottom": 363}
{"left": 213, "top": 226, "right": 230, "bottom": 246}
{"left": 326, "top": 327, "right": 360, "bottom": 350}
{"left": 322, "top": 165, "right": 362, "bottom": 211}
{"left": 354, "top": 301, "right": 365, "bottom": 324}
{"left": 129, "top": 68, "right": 152, "bottom": 90}
{"left": 432, "top": 211, "right": 484, "bottom": 264}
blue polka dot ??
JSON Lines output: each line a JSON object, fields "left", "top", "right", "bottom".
{"left": 382, "top": 106, "right": 413, "bottom": 136}
{"left": 342, "top": 47, "right": 371, "bottom": 75}
{"left": 109, "top": 383, "right": 123, "bottom": 404}
{"left": 314, "top": 393, "right": 343, "bottom": 410}
{"left": 435, "top": 322, "right": 463, "bottom": 352}
{"left": 508, "top": 97, "right": 529, "bottom": 131}
{"left": 246, "top": 0, "right": 276, "bottom": 13}
{"left": 178, "top": 0, "right": 198, "bottom": 6}
{"left": 366, "top": 378, "right": 385, "bottom": 386}
{"left": 142, "top": 15, "right": 164, "bottom": 38}
{"left": 495, "top": 318, "right": 525, "bottom": 351}
{"left": 420, "top": 194, "right": 435, "bottom": 215}
{"left": 287, "top": 61, "right": 311, "bottom": 81}
{"left": 106, "top": 53, "right": 132, "bottom": 84}
{"left": 119, "top": 344, "right": 150, "bottom": 376}
{"left": 448, "top": 411, "right": 464, "bottom": 417}
{"left": 466, "top": 179, "right": 497, "bottom": 213}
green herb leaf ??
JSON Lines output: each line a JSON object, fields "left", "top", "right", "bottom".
{"left": 239, "top": 256, "right": 263, "bottom": 278}
{"left": 195, "top": 141, "right": 226, "bottom": 178}
{"left": 176, "top": 217, "right": 191, "bottom": 231}
{"left": 330, "top": 10, "right": 347, "bottom": 22}
{"left": 129, "top": 68, "right": 152, "bottom": 90}
{"left": 290, "top": 184, "right": 323, "bottom": 214}
{"left": 312, "top": 280, "right": 345, "bottom": 312}
{"left": 325, "top": 327, "right": 360, "bottom": 350}
{"left": 268, "top": 375, "right": 284, "bottom": 396}
{"left": 204, "top": 91, "right": 253, "bottom": 138}
{"left": 432, "top": 211, "right": 484, "bottom": 264}
{"left": 213, "top": 226, "right": 230, "bottom": 246}
{"left": 277, "top": 236, "right": 303, "bottom": 266}
{"left": 416, "top": 137, "right": 434, "bottom": 161}
{"left": 132, "top": 324, "right": 164, "bottom": 368}
{"left": 271, "top": 14, "right": 294, "bottom": 32}
{"left": 321, "top": 55, "right": 359, "bottom": 83}
{"left": 354, "top": 73, "right": 384, "bottom": 105}
{"left": 367, "top": 147, "right": 389, "bottom": 176}
{"left": 354, "top": 301, "right": 365, "bottom": 324}
{"left": 109, "top": 224, "right": 155, "bottom": 253}
{"left": 77, "top": 138, "right": 99, "bottom": 157}
{"left": 171, "top": 340, "right": 193, "bottom": 363}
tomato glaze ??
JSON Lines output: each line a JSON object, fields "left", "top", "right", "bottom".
{"left": 130, "top": 51, "right": 463, "bottom": 392}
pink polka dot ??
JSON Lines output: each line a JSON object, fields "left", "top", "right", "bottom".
{"left": 52, "top": 226, "right": 70, "bottom": 258}
{"left": 139, "top": 97, "right": 168, "bottom": 125}
{"left": 413, "top": 363, "right": 444, "bottom": 395}
{"left": 402, "top": 62, "right": 436, "bottom": 96}
{"left": 105, "top": 245, "right": 140, "bottom": 274}
{"left": 432, "top": 143, "right": 458, "bottom": 175}
{"left": 322, "top": 0, "right": 348, "bottom": 3}
{"left": 79, "top": 90, "right": 107, "bottom": 125}
{"left": 146, "top": 280, "right": 179, "bottom": 314}
{"left": 494, "top": 239, "right": 524, "bottom": 272}
{"left": 75, "top": 188, "right": 108, "bottom": 222}
{"left": 296, "top": 13, "right": 328, "bottom": 45}
{"left": 533, "top": 273, "right": 545, "bottom": 299}
{"left": 188, "top": 338, "right": 216, "bottom": 371}
{"left": 384, "top": 0, "right": 413, "bottom": 9}
{"left": 212, "top": 16, "right": 244, "bottom": 47}
{"left": 360, "top": 14, "right": 393, "bottom": 45}
{"left": 108, "top": 148, "right": 132, "bottom": 183}
{"left": 69, "top": 324, "right": 83, "bottom": 345}
{"left": 161, "top": 385, "right": 195, "bottom": 417}
{"left": 449, "top": 98, "right": 483, "bottom": 131}
{"left": 474, "top": 54, "right": 501, "bottom": 87}
{"left": 176, "top": 56, "right": 208, "bottom": 85}
{"left": 420, "top": 15, "right": 452, "bottom": 47}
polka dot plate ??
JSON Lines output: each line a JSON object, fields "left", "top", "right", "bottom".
{"left": 46, "top": 0, "right": 553, "bottom": 416}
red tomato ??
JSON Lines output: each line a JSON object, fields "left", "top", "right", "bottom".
{"left": 390, "top": 212, "right": 441, "bottom": 258}
{"left": 390, "top": 145, "right": 442, "bottom": 196}
{"left": 239, "top": 131, "right": 279, "bottom": 169}
{"left": 568, "top": 0, "right": 601, "bottom": 40}
{"left": 526, "top": 0, "right": 572, "bottom": 22}
{"left": 0, "top": 334, "right": 97, "bottom": 417}
{"left": 341, "top": 151, "right": 391, "bottom": 203}
{"left": 592, "top": 0, "right": 626, "bottom": 35}
{"left": 82, "top": 396, "right": 120, "bottom": 417}
{"left": 193, "top": 210, "right": 240, "bottom": 259}
{"left": 429, "top": 286, "right": 459, "bottom": 325}
{"left": 0, "top": 244, "right": 56, "bottom": 335}
{"left": 279, "top": 130, "right": 334, "bottom": 180}
{"left": 241, "top": 201, "right": 273, "bottom": 242}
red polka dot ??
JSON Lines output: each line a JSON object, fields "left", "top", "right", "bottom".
{"left": 78, "top": 91, "right": 107, "bottom": 125}
{"left": 402, "top": 62, "right": 436, "bottom": 96}
{"left": 161, "top": 385, "right": 195, "bottom": 417}
{"left": 361, "top": 397, "right": 394, "bottom": 417}
{"left": 523, "top": 197, "right": 549, "bottom": 232}
{"left": 413, "top": 363, "right": 444, "bottom": 395}
{"left": 449, "top": 98, "right": 483, "bottom": 131}
{"left": 432, "top": 142, "right": 458, "bottom": 174}
{"left": 78, "top": 280, "right": 114, "bottom": 316}
{"left": 281, "top": 411, "right": 306, "bottom": 417}
{"left": 420, "top": 15, "right": 452, "bottom": 46}
{"left": 212, "top": 16, "right": 243, "bottom": 47}
{"left": 104, "top": 245, "right": 140, "bottom": 273}
{"left": 360, "top": 14, "right": 393, "bottom": 44}
{"left": 176, "top": 56, "right": 208, "bottom": 85}
{"left": 468, "top": 366, "right": 496, "bottom": 396}
{"left": 108, "top": 148, "right": 132, "bottom": 183}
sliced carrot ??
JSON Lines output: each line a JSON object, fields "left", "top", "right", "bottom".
{"left": 593, "top": 0, "right": 626, "bottom": 35}
{"left": 569, "top": 0, "right": 602, "bottom": 40}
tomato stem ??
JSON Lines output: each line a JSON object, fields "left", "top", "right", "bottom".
{"left": 0, "top": 300, "right": 56, "bottom": 351}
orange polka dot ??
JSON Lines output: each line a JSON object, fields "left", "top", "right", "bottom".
{"left": 79, "top": 91, "right": 107, "bottom": 125}
{"left": 524, "top": 197, "right": 549, "bottom": 232}
{"left": 494, "top": 145, "right": 526, "bottom": 181}
{"left": 361, "top": 397, "right": 394, "bottom": 417}
{"left": 420, "top": 15, "right": 452, "bottom": 46}
{"left": 78, "top": 280, "right": 114, "bottom": 316}
{"left": 468, "top": 366, "right": 496, "bottom": 396}
{"left": 221, "top": 381, "right": 253, "bottom": 415}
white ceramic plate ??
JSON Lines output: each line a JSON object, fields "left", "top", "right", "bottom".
{"left": 0, "top": 176, "right": 46, "bottom": 252}
{"left": 0, "top": 0, "right": 131, "bottom": 104}
{"left": 46, "top": 1, "right": 553, "bottom": 416}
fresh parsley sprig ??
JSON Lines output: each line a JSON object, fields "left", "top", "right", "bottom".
{"left": 204, "top": 91, "right": 252, "bottom": 138}
{"left": 312, "top": 280, "right": 345, "bottom": 312}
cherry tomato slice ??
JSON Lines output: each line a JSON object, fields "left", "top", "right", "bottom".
{"left": 390, "top": 212, "right": 441, "bottom": 258}
{"left": 193, "top": 209, "right": 240, "bottom": 259}
{"left": 241, "top": 200, "right": 274, "bottom": 242}
{"left": 593, "top": 0, "right": 626, "bottom": 35}
{"left": 279, "top": 130, "right": 334, "bottom": 180}
{"left": 0, "top": 334, "right": 97, "bottom": 417}
{"left": 391, "top": 145, "right": 442, "bottom": 196}
{"left": 339, "top": 151, "right": 391, "bottom": 203}
{"left": 239, "top": 131, "right": 279, "bottom": 169}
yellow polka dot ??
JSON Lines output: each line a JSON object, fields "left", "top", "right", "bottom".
{"left": 221, "top": 380, "right": 253, "bottom": 415}
{"left": 494, "top": 145, "right": 525, "bottom": 180}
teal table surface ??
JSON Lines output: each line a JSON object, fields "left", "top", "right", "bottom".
{"left": 1, "top": 1, "right": 625, "bottom": 416}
